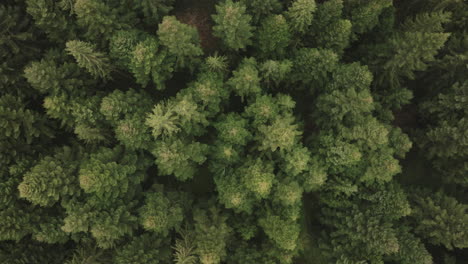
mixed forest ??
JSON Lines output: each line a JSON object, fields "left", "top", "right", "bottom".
{"left": 0, "top": 0, "right": 467, "bottom": 263}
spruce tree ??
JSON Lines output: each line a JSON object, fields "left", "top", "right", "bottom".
{"left": 212, "top": 0, "right": 254, "bottom": 51}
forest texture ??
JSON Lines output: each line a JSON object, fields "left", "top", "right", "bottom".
{"left": 0, "top": 0, "right": 467, "bottom": 263}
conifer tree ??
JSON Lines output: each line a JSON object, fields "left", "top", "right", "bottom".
{"left": 308, "top": 0, "right": 352, "bottom": 54}
{"left": 1, "top": 0, "right": 467, "bottom": 262}
{"left": 409, "top": 190, "right": 468, "bottom": 250}
{"left": 130, "top": 36, "right": 175, "bottom": 89}
{"left": 256, "top": 15, "right": 291, "bottom": 59}
{"left": 418, "top": 81, "right": 468, "bottom": 186}
{"left": 25, "top": 0, "right": 76, "bottom": 42}
{"left": 157, "top": 16, "right": 203, "bottom": 69}
{"left": 343, "top": 0, "right": 392, "bottom": 36}
{"left": 65, "top": 40, "right": 112, "bottom": 80}
{"left": 240, "top": 0, "right": 283, "bottom": 23}
{"left": 132, "top": 0, "right": 174, "bottom": 26}
{"left": 73, "top": 0, "right": 134, "bottom": 42}
{"left": 193, "top": 205, "right": 231, "bottom": 264}
{"left": 227, "top": 58, "right": 261, "bottom": 99}
{"left": 138, "top": 187, "right": 187, "bottom": 236}
{"left": 260, "top": 59, "right": 293, "bottom": 88}
{"left": 286, "top": 0, "right": 316, "bottom": 34}
{"left": 212, "top": 0, "right": 254, "bottom": 51}
{"left": 18, "top": 146, "right": 81, "bottom": 207}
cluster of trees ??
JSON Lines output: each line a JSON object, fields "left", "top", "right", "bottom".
{"left": 0, "top": 0, "right": 466, "bottom": 263}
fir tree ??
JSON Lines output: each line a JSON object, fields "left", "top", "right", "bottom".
{"left": 157, "top": 16, "right": 203, "bottom": 69}
{"left": 286, "top": 0, "right": 316, "bottom": 34}
{"left": 212, "top": 0, "right": 254, "bottom": 51}
{"left": 65, "top": 40, "right": 112, "bottom": 80}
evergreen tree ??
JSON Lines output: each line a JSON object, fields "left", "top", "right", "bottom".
{"left": 256, "top": 15, "right": 291, "bottom": 59}
{"left": 227, "top": 57, "right": 261, "bottom": 99}
{"left": 193, "top": 205, "right": 231, "bottom": 264}
{"left": 129, "top": 36, "right": 175, "bottom": 89}
{"left": 286, "top": 0, "right": 316, "bottom": 34}
{"left": 1, "top": 0, "right": 467, "bottom": 262}
{"left": 240, "top": 0, "right": 283, "bottom": 23}
{"left": 157, "top": 16, "right": 203, "bottom": 69}
{"left": 409, "top": 189, "right": 468, "bottom": 250}
{"left": 65, "top": 40, "right": 112, "bottom": 80}
{"left": 212, "top": 0, "right": 254, "bottom": 51}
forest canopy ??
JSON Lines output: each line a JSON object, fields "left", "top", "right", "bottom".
{"left": 0, "top": 0, "right": 467, "bottom": 263}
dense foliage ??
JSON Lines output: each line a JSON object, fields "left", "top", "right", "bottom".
{"left": 1, "top": 0, "right": 467, "bottom": 263}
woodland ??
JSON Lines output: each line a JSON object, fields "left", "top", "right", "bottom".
{"left": 0, "top": 0, "right": 467, "bottom": 263}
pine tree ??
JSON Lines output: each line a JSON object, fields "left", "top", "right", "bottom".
{"left": 25, "top": 0, "right": 76, "bottom": 42}
{"left": 256, "top": 15, "right": 291, "bottom": 59}
{"left": 258, "top": 209, "right": 301, "bottom": 251}
{"left": 132, "top": 0, "right": 174, "bottom": 26}
{"left": 212, "top": 0, "right": 254, "bottom": 51}
{"left": 286, "top": 0, "right": 316, "bottom": 34}
{"left": 129, "top": 36, "right": 175, "bottom": 89}
{"left": 260, "top": 60, "right": 293, "bottom": 88}
{"left": 343, "top": 0, "right": 392, "bottom": 36}
{"left": 193, "top": 205, "right": 232, "bottom": 264}
{"left": 157, "top": 16, "right": 203, "bottom": 69}
{"left": 418, "top": 81, "right": 468, "bottom": 186}
{"left": 151, "top": 138, "right": 209, "bottom": 181}
{"left": 290, "top": 48, "right": 339, "bottom": 89}
{"left": 138, "top": 187, "right": 186, "bottom": 236}
{"left": 73, "top": 0, "right": 134, "bottom": 42}
{"left": 308, "top": 0, "right": 352, "bottom": 54}
{"left": 18, "top": 146, "right": 81, "bottom": 207}
{"left": 240, "top": 0, "right": 283, "bottom": 23}
{"left": 172, "top": 228, "right": 198, "bottom": 264}
{"left": 65, "top": 40, "right": 113, "bottom": 80}
{"left": 409, "top": 190, "right": 468, "bottom": 250}
{"left": 227, "top": 58, "right": 262, "bottom": 99}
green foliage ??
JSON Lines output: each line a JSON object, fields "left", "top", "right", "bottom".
{"left": 286, "top": 0, "right": 316, "bottom": 34}
{"left": 256, "top": 15, "right": 291, "bottom": 59}
{"left": 157, "top": 16, "right": 203, "bottom": 69}
{"left": 240, "top": 0, "right": 282, "bottom": 22}
{"left": 389, "top": 228, "right": 432, "bottom": 264}
{"left": 205, "top": 54, "right": 228, "bottom": 73}
{"left": 343, "top": 0, "right": 392, "bottom": 36}
{"left": 260, "top": 59, "right": 292, "bottom": 88}
{"left": 172, "top": 228, "right": 198, "bottom": 264}
{"left": 132, "top": 0, "right": 174, "bottom": 26}
{"left": 65, "top": 40, "right": 112, "bottom": 80}
{"left": 78, "top": 146, "right": 140, "bottom": 200}
{"left": 256, "top": 116, "right": 302, "bottom": 152}
{"left": 228, "top": 57, "right": 261, "bottom": 99}
{"left": 18, "top": 146, "right": 80, "bottom": 207}
{"left": 212, "top": 0, "right": 254, "bottom": 51}
{"left": 409, "top": 190, "right": 468, "bottom": 250}
{"left": 25, "top": 0, "right": 76, "bottom": 42}
{"left": 2, "top": 0, "right": 467, "bottom": 263}
{"left": 138, "top": 187, "right": 186, "bottom": 235}
{"left": 114, "top": 234, "right": 171, "bottom": 264}
{"left": 418, "top": 81, "right": 468, "bottom": 186}
{"left": 129, "top": 36, "right": 175, "bottom": 89}
{"left": 109, "top": 29, "right": 143, "bottom": 68}
{"left": 214, "top": 113, "right": 251, "bottom": 146}
{"left": 152, "top": 139, "right": 209, "bottom": 181}
{"left": 321, "top": 207, "right": 400, "bottom": 263}
{"left": 259, "top": 210, "right": 300, "bottom": 251}
{"left": 193, "top": 206, "right": 231, "bottom": 264}
{"left": 308, "top": 0, "right": 352, "bottom": 54}
{"left": 64, "top": 244, "right": 111, "bottom": 264}
{"left": 373, "top": 32, "right": 449, "bottom": 88}
{"left": 73, "top": 0, "right": 133, "bottom": 41}
{"left": 291, "top": 48, "right": 339, "bottom": 89}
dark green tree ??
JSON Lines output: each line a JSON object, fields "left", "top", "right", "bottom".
{"left": 212, "top": 0, "right": 254, "bottom": 51}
